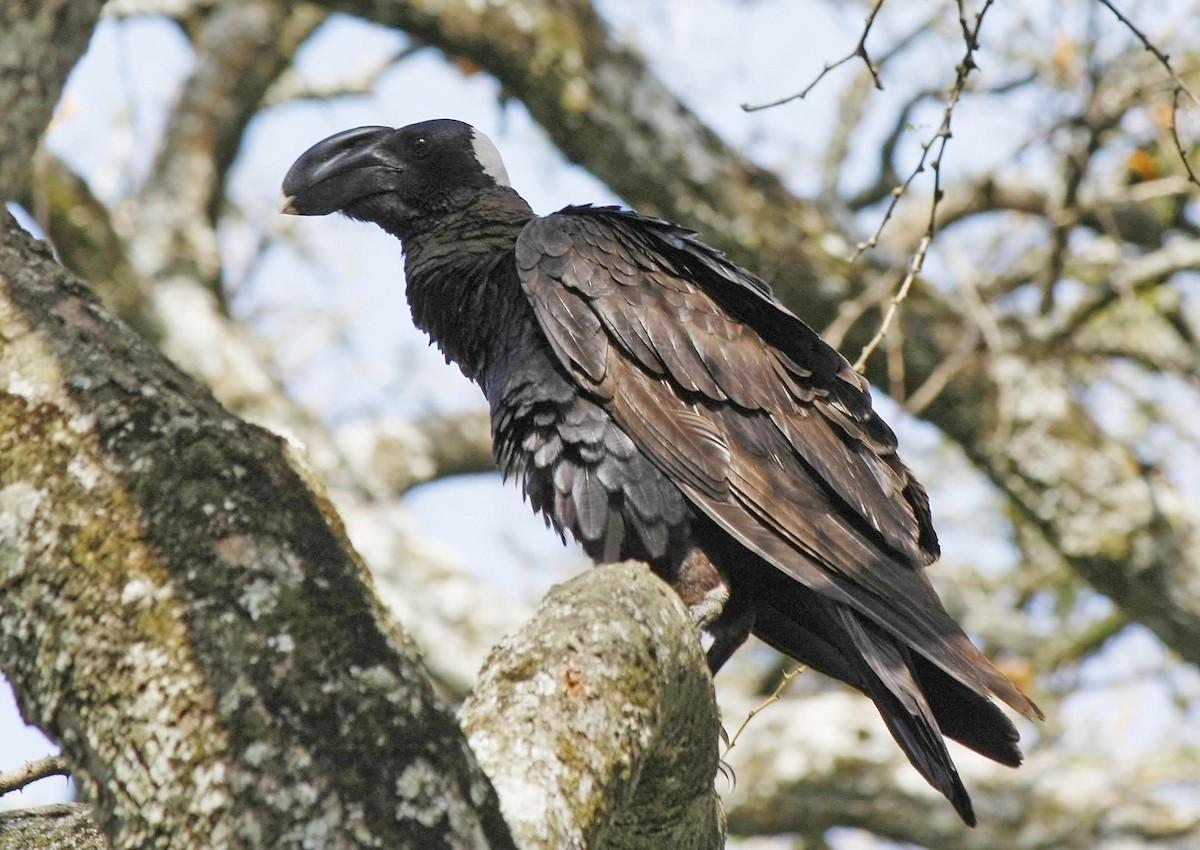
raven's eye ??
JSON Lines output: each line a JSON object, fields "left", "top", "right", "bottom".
{"left": 410, "top": 136, "right": 430, "bottom": 157}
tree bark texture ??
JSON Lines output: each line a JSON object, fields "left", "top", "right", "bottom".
{"left": 462, "top": 562, "right": 723, "bottom": 850}
{"left": 0, "top": 221, "right": 515, "bottom": 849}
{"left": 0, "top": 803, "right": 107, "bottom": 850}
{"left": 0, "top": 0, "right": 105, "bottom": 200}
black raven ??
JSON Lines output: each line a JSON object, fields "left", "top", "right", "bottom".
{"left": 282, "top": 118, "right": 1040, "bottom": 824}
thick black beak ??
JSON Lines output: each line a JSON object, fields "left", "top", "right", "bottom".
{"left": 281, "top": 125, "right": 396, "bottom": 216}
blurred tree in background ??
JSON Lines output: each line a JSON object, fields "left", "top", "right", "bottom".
{"left": 1, "top": 1, "right": 1198, "bottom": 848}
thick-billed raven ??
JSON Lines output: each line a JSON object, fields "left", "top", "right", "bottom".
{"left": 282, "top": 119, "right": 1040, "bottom": 824}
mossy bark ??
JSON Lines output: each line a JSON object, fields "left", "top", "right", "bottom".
{"left": 0, "top": 220, "right": 515, "bottom": 849}
{"left": 462, "top": 562, "right": 723, "bottom": 850}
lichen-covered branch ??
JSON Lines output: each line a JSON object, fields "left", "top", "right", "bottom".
{"left": 0, "top": 218, "right": 514, "bottom": 848}
{"left": 0, "top": 804, "right": 107, "bottom": 850}
{"left": 462, "top": 562, "right": 723, "bottom": 850}
{"left": 0, "top": 558, "right": 725, "bottom": 850}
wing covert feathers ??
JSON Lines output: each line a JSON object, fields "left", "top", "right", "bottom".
{"left": 515, "top": 206, "right": 1041, "bottom": 728}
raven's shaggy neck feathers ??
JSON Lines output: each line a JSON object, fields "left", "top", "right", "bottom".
{"left": 399, "top": 189, "right": 535, "bottom": 383}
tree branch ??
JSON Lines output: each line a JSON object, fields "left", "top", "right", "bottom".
{"left": 741, "top": 0, "right": 888, "bottom": 112}
{"left": 0, "top": 216, "right": 515, "bottom": 848}
{"left": 0, "top": 755, "right": 70, "bottom": 797}
{"left": 463, "top": 562, "right": 723, "bottom": 850}
{"left": 0, "top": 565, "right": 726, "bottom": 850}
{"left": 852, "top": 0, "right": 995, "bottom": 370}
{"left": 0, "top": 0, "right": 105, "bottom": 200}
{"left": 0, "top": 804, "right": 107, "bottom": 850}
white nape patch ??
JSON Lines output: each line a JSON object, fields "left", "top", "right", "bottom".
{"left": 470, "top": 128, "right": 511, "bottom": 187}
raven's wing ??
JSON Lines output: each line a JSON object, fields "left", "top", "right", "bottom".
{"left": 514, "top": 206, "right": 1039, "bottom": 720}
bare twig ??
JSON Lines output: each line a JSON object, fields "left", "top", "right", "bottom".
{"left": 853, "top": 0, "right": 995, "bottom": 372}
{"left": 742, "top": 0, "right": 888, "bottom": 112}
{"left": 0, "top": 755, "right": 70, "bottom": 797}
{"left": 850, "top": 71, "right": 1038, "bottom": 212}
{"left": 723, "top": 665, "right": 805, "bottom": 754}
{"left": 1094, "top": 0, "right": 1200, "bottom": 187}
{"left": 1170, "top": 87, "right": 1200, "bottom": 186}
{"left": 822, "top": 12, "right": 939, "bottom": 197}
{"left": 1094, "top": 0, "right": 1199, "bottom": 105}
{"left": 853, "top": 232, "right": 930, "bottom": 371}
{"left": 847, "top": 87, "right": 937, "bottom": 211}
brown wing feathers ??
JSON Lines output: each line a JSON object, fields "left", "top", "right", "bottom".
{"left": 516, "top": 208, "right": 1041, "bottom": 725}
{"left": 518, "top": 211, "right": 931, "bottom": 566}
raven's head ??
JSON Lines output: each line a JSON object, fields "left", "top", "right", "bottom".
{"left": 281, "top": 119, "right": 512, "bottom": 231}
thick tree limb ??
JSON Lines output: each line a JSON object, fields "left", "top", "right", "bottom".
{"left": 96, "top": 0, "right": 511, "bottom": 696}
{"left": 0, "top": 564, "right": 725, "bottom": 850}
{"left": 0, "top": 804, "right": 106, "bottom": 850}
{"left": 462, "top": 562, "right": 723, "bottom": 850}
{"left": 0, "top": 217, "right": 514, "bottom": 848}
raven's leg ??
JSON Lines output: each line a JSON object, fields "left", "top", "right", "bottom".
{"left": 672, "top": 547, "right": 755, "bottom": 675}
{"left": 703, "top": 588, "right": 754, "bottom": 675}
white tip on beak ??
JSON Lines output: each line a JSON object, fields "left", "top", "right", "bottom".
{"left": 280, "top": 194, "right": 299, "bottom": 215}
